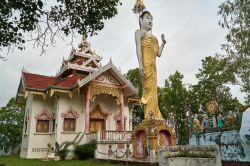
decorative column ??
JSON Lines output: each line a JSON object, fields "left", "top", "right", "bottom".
{"left": 85, "top": 85, "right": 91, "bottom": 133}
{"left": 120, "top": 91, "right": 124, "bottom": 131}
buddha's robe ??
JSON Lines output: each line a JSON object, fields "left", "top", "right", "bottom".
{"left": 141, "top": 35, "right": 162, "bottom": 119}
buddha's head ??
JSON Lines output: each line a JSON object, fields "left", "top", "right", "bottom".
{"left": 139, "top": 11, "right": 153, "bottom": 31}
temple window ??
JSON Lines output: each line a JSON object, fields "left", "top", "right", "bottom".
{"left": 35, "top": 110, "right": 54, "bottom": 133}
{"left": 116, "top": 119, "right": 126, "bottom": 131}
{"left": 36, "top": 120, "right": 50, "bottom": 133}
{"left": 61, "top": 107, "right": 79, "bottom": 132}
{"left": 24, "top": 109, "right": 29, "bottom": 134}
{"left": 52, "top": 119, "right": 56, "bottom": 132}
{"left": 24, "top": 121, "right": 28, "bottom": 134}
{"left": 114, "top": 114, "right": 127, "bottom": 131}
{"left": 63, "top": 118, "right": 76, "bottom": 131}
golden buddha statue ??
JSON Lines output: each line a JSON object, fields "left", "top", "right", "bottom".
{"left": 135, "top": 11, "right": 166, "bottom": 119}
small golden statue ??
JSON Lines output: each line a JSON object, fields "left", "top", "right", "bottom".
{"left": 224, "top": 111, "right": 235, "bottom": 127}
{"left": 193, "top": 114, "right": 201, "bottom": 132}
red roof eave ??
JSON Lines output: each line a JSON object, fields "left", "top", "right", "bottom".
{"left": 22, "top": 72, "right": 83, "bottom": 92}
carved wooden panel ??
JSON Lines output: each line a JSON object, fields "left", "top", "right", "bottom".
{"left": 95, "top": 72, "right": 119, "bottom": 85}
{"left": 35, "top": 109, "right": 54, "bottom": 120}
{"left": 90, "top": 119, "right": 105, "bottom": 133}
{"left": 61, "top": 107, "right": 79, "bottom": 118}
{"left": 90, "top": 104, "right": 108, "bottom": 120}
{"left": 90, "top": 83, "right": 122, "bottom": 105}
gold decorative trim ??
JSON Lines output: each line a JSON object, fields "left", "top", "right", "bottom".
{"left": 131, "top": 113, "right": 176, "bottom": 158}
{"left": 50, "top": 89, "right": 73, "bottom": 98}
{"left": 90, "top": 83, "right": 122, "bottom": 105}
{"left": 128, "top": 98, "right": 141, "bottom": 105}
{"left": 25, "top": 91, "right": 46, "bottom": 100}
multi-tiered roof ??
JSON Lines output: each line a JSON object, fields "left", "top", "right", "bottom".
{"left": 57, "top": 36, "right": 102, "bottom": 78}
{"left": 16, "top": 36, "right": 137, "bottom": 103}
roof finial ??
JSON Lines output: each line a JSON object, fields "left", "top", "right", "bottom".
{"left": 79, "top": 34, "right": 88, "bottom": 50}
{"left": 133, "top": 0, "right": 146, "bottom": 15}
{"left": 22, "top": 66, "right": 26, "bottom": 72}
{"left": 109, "top": 57, "right": 113, "bottom": 64}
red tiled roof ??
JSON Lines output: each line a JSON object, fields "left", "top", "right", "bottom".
{"left": 23, "top": 72, "right": 84, "bottom": 90}
{"left": 53, "top": 75, "right": 85, "bottom": 88}
{"left": 23, "top": 72, "right": 56, "bottom": 89}
{"left": 71, "top": 59, "right": 84, "bottom": 65}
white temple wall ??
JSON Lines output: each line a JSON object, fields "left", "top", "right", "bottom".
{"left": 20, "top": 91, "right": 132, "bottom": 159}
{"left": 20, "top": 94, "right": 33, "bottom": 158}
{"left": 56, "top": 93, "right": 85, "bottom": 146}
{"left": 124, "top": 99, "right": 132, "bottom": 131}
{"left": 26, "top": 95, "right": 54, "bottom": 158}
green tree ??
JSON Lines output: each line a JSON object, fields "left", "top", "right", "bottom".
{"left": 0, "top": 0, "right": 121, "bottom": 56}
{"left": 159, "top": 71, "right": 189, "bottom": 145}
{"left": 0, "top": 98, "right": 25, "bottom": 154}
{"left": 190, "top": 56, "right": 241, "bottom": 113}
{"left": 218, "top": 0, "right": 250, "bottom": 103}
{"left": 125, "top": 68, "right": 143, "bottom": 128}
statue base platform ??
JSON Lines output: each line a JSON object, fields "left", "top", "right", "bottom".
{"left": 131, "top": 115, "right": 176, "bottom": 159}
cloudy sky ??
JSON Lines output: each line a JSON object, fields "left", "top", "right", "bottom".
{"left": 0, "top": 0, "right": 249, "bottom": 134}
{"left": 0, "top": 0, "right": 227, "bottom": 106}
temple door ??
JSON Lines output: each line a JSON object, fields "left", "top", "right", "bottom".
{"left": 89, "top": 104, "right": 108, "bottom": 133}
{"left": 90, "top": 119, "right": 105, "bottom": 132}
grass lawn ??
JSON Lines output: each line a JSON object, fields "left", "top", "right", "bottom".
{"left": 0, "top": 156, "right": 119, "bottom": 166}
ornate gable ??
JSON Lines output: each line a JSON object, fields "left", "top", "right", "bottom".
{"left": 78, "top": 61, "right": 138, "bottom": 98}
{"left": 90, "top": 104, "right": 108, "bottom": 119}
{"left": 95, "top": 71, "right": 119, "bottom": 85}
{"left": 35, "top": 109, "right": 54, "bottom": 120}
{"left": 61, "top": 107, "right": 79, "bottom": 118}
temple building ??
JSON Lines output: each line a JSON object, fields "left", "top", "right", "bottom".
{"left": 16, "top": 37, "right": 138, "bottom": 159}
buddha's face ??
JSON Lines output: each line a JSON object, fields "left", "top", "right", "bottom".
{"left": 140, "top": 14, "right": 153, "bottom": 31}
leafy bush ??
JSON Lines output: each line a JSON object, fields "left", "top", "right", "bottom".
{"left": 58, "top": 149, "right": 68, "bottom": 160}
{"left": 74, "top": 142, "right": 96, "bottom": 160}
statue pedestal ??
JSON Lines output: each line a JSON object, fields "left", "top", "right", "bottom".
{"left": 131, "top": 116, "right": 176, "bottom": 159}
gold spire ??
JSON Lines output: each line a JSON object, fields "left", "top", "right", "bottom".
{"left": 133, "top": 0, "right": 146, "bottom": 14}
{"left": 79, "top": 34, "right": 88, "bottom": 50}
